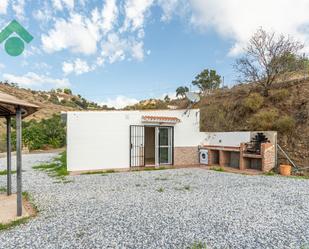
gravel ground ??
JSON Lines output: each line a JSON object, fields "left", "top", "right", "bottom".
{"left": 0, "top": 152, "right": 309, "bottom": 249}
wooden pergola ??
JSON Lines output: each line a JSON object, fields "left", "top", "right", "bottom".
{"left": 0, "top": 91, "right": 39, "bottom": 216}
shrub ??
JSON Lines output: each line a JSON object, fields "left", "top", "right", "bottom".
{"left": 11, "top": 114, "right": 66, "bottom": 151}
{"left": 201, "top": 105, "right": 229, "bottom": 131}
{"left": 274, "top": 115, "right": 296, "bottom": 133}
{"left": 269, "top": 89, "right": 290, "bottom": 103}
{"left": 49, "top": 94, "right": 60, "bottom": 104}
{"left": 248, "top": 108, "right": 279, "bottom": 130}
{"left": 63, "top": 88, "right": 72, "bottom": 95}
{"left": 242, "top": 93, "right": 264, "bottom": 112}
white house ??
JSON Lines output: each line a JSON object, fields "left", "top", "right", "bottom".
{"left": 64, "top": 109, "right": 276, "bottom": 172}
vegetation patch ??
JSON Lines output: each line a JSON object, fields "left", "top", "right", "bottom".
{"left": 33, "top": 151, "right": 69, "bottom": 181}
{"left": 274, "top": 115, "right": 296, "bottom": 134}
{"left": 0, "top": 217, "right": 31, "bottom": 231}
{"left": 81, "top": 171, "right": 106, "bottom": 175}
{"left": 188, "top": 241, "right": 207, "bottom": 249}
{"left": 209, "top": 166, "right": 225, "bottom": 172}
{"left": 289, "top": 175, "right": 309, "bottom": 180}
{"left": 0, "top": 170, "right": 16, "bottom": 176}
{"left": 242, "top": 93, "right": 264, "bottom": 112}
{"left": 144, "top": 166, "right": 168, "bottom": 171}
{"left": 81, "top": 169, "right": 116, "bottom": 175}
{"left": 248, "top": 108, "right": 279, "bottom": 130}
{"left": 264, "top": 171, "right": 276, "bottom": 176}
{"left": 22, "top": 192, "right": 39, "bottom": 214}
{"left": 10, "top": 114, "right": 66, "bottom": 151}
{"left": 270, "top": 89, "right": 290, "bottom": 103}
{"left": 157, "top": 187, "right": 164, "bottom": 192}
{"left": 0, "top": 187, "right": 6, "bottom": 192}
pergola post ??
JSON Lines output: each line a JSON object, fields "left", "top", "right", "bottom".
{"left": 16, "top": 106, "right": 22, "bottom": 216}
{"left": 6, "top": 116, "right": 12, "bottom": 196}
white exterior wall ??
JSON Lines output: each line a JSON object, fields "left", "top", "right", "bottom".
{"left": 200, "top": 132, "right": 251, "bottom": 147}
{"left": 66, "top": 109, "right": 269, "bottom": 171}
{"left": 67, "top": 109, "right": 202, "bottom": 171}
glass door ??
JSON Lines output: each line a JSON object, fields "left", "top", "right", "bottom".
{"left": 158, "top": 127, "right": 173, "bottom": 165}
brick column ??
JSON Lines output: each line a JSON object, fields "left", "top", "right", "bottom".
{"left": 219, "top": 150, "right": 229, "bottom": 167}
{"left": 239, "top": 143, "right": 246, "bottom": 170}
{"left": 208, "top": 150, "right": 214, "bottom": 165}
{"left": 261, "top": 143, "right": 275, "bottom": 172}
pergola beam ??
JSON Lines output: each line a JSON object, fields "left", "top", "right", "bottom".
{"left": 16, "top": 106, "right": 22, "bottom": 216}
{"left": 0, "top": 91, "right": 38, "bottom": 217}
{"left": 6, "top": 116, "right": 11, "bottom": 196}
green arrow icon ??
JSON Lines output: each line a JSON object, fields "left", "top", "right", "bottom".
{"left": 0, "top": 20, "right": 33, "bottom": 56}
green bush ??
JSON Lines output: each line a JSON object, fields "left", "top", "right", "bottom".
{"left": 248, "top": 108, "right": 279, "bottom": 130}
{"left": 274, "top": 115, "right": 296, "bottom": 133}
{"left": 242, "top": 93, "right": 264, "bottom": 112}
{"left": 11, "top": 114, "right": 66, "bottom": 151}
{"left": 270, "top": 89, "right": 290, "bottom": 103}
{"left": 63, "top": 88, "right": 72, "bottom": 95}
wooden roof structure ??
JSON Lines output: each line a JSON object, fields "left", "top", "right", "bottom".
{"left": 0, "top": 91, "right": 39, "bottom": 217}
{"left": 0, "top": 91, "right": 39, "bottom": 117}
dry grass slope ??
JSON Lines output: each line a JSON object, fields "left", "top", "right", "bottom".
{"left": 199, "top": 79, "right": 309, "bottom": 167}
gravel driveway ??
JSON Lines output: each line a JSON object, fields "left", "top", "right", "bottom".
{"left": 0, "top": 152, "right": 309, "bottom": 249}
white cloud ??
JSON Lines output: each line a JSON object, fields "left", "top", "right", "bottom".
{"left": 0, "top": 63, "right": 5, "bottom": 69}
{"left": 100, "top": 33, "right": 128, "bottom": 63}
{"left": 52, "top": 0, "right": 74, "bottom": 10}
{"left": 100, "top": 95, "right": 139, "bottom": 109}
{"left": 63, "top": 0, "right": 74, "bottom": 9}
{"left": 123, "top": 0, "right": 154, "bottom": 31}
{"left": 41, "top": 13, "right": 101, "bottom": 55}
{"left": 52, "top": 0, "right": 63, "bottom": 10}
{"left": 131, "top": 41, "right": 144, "bottom": 61}
{"left": 3, "top": 72, "right": 70, "bottom": 88}
{"left": 0, "top": 0, "right": 9, "bottom": 14}
{"left": 99, "top": 33, "right": 146, "bottom": 64}
{"left": 158, "top": 0, "right": 181, "bottom": 22}
{"left": 33, "top": 8, "right": 53, "bottom": 23}
{"left": 12, "top": 0, "right": 25, "bottom": 19}
{"left": 189, "top": 0, "right": 309, "bottom": 55}
{"left": 101, "top": 0, "right": 118, "bottom": 32}
{"left": 63, "top": 58, "right": 94, "bottom": 75}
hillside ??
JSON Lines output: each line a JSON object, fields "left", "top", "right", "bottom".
{"left": 0, "top": 82, "right": 113, "bottom": 121}
{"left": 0, "top": 82, "right": 113, "bottom": 138}
{"left": 123, "top": 79, "right": 309, "bottom": 167}
{"left": 198, "top": 79, "right": 309, "bottom": 168}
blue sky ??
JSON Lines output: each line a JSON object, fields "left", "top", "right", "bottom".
{"left": 0, "top": 0, "right": 309, "bottom": 108}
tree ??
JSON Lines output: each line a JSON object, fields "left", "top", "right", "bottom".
{"left": 63, "top": 88, "right": 72, "bottom": 95}
{"left": 176, "top": 86, "right": 189, "bottom": 98}
{"left": 192, "top": 69, "right": 221, "bottom": 93}
{"left": 164, "top": 95, "right": 170, "bottom": 102}
{"left": 234, "top": 28, "right": 304, "bottom": 96}
{"left": 11, "top": 114, "right": 66, "bottom": 151}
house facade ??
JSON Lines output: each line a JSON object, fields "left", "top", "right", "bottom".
{"left": 66, "top": 109, "right": 204, "bottom": 171}
{"left": 65, "top": 109, "right": 277, "bottom": 172}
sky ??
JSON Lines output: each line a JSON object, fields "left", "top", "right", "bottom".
{"left": 0, "top": 0, "right": 309, "bottom": 108}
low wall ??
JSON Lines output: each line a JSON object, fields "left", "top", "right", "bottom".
{"left": 174, "top": 146, "right": 199, "bottom": 166}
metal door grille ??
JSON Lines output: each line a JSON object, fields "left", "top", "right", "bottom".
{"left": 130, "top": 125, "right": 145, "bottom": 167}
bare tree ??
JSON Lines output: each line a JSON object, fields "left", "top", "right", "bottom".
{"left": 234, "top": 28, "right": 305, "bottom": 96}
